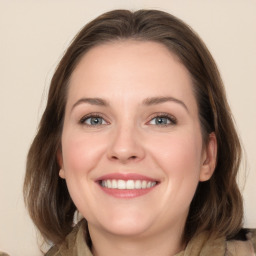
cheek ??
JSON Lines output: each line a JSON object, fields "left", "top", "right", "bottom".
{"left": 148, "top": 130, "right": 203, "bottom": 184}
{"left": 61, "top": 130, "right": 106, "bottom": 175}
{"left": 60, "top": 130, "right": 107, "bottom": 217}
{"left": 143, "top": 129, "right": 204, "bottom": 219}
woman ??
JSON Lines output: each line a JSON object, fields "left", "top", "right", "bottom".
{"left": 23, "top": 9, "right": 256, "bottom": 255}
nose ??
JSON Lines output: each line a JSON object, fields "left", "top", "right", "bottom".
{"left": 107, "top": 124, "right": 145, "bottom": 163}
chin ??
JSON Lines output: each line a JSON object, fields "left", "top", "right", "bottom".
{"left": 90, "top": 211, "right": 154, "bottom": 237}
{"left": 102, "top": 222, "right": 151, "bottom": 237}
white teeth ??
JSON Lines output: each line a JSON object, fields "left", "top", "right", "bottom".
{"left": 135, "top": 180, "right": 141, "bottom": 189}
{"left": 100, "top": 179, "right": 157, "bottom": 189}
{"left": 126, "top": 180, "right": 135, "bottom": 189}
{"left": 117, "top": 180, "right": 126, "bottom": 189}
{"left": 142, "top": 180, "right": 147, "bottom": 189}
{"left": 112, "top": 180, "right": 117, "bottom": 188}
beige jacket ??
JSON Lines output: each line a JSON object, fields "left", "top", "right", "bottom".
{"left": 46, "top": 221, "right": 256, "bottom": 256}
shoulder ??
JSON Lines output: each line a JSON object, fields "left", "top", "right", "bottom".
{"left": 44, "top": 225, "right": 79, "bottom": 256}
{"left": 45, "top": 246, "right": 59, "bottom": 256}
{"left": 183, "top": 229, "right": 256, "bottom": 255}
{"left": 226, "top": 229, "right": 256, "bottom": 255}
{"left": 45, "top": 219, "right": 92, "bottom": 256}
{"left": 0, "top": 253, "right": 10, "bottom": 256}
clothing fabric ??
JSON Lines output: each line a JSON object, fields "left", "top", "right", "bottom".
{"left": 46, "top": 220, "right": 256, "bottom": 256}
{"left": 0, "top": 252, "right": 10, "bottom": 256}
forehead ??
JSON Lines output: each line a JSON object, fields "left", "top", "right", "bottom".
{"left": 71, "top": 40, "right": 187, "bottom": 83}
{"left": 68, "top": 40, "right": 197, "bottom": 110}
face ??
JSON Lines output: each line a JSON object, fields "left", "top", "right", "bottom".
{"left": 59, "top": 41, "right": 216, "bottom": 240}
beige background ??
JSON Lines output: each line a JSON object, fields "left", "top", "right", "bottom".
{"left": 0, "top": 1, "right": 255, "bottom": 255}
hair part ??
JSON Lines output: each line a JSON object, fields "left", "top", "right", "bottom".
{"left": 24, "top": 9, "right": 243, "bottom": 245}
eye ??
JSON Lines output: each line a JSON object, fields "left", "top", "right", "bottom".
{"left": 148, "top": 114, "right": 177, "bottom": 126}
{"left": 80, "top": 114, "right": 108, "bottom": 126}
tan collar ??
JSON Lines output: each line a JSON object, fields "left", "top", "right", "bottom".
{"left": 177, "top": 232, "right": 226, "bottom": 256}
{"left": 48, "top": 220, "right": 255, "bottom": 256}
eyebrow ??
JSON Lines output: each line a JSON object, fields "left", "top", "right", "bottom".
{"left": 71, "top": 98, "right": 109, "bottom": 110}
{"left": 143, "top": 96, "right": 188, "bottom": 112}
{"left": 71, "top": 96, "right": 188, "bottom": 112}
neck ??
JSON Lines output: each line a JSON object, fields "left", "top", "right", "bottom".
{"left": 88, "top": 224, "right": 185, "bottom": 256}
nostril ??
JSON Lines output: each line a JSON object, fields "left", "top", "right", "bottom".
{"left": 110, "top": 155, "right": 137, "bottom": 161}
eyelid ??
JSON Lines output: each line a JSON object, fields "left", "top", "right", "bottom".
{"left": 146, "top": 113, "right": 177, "bottom": 125}
{"left": 79, "top": 112, "right": 109, "bottom": 125}
{"left": 78, "top": 112, "right": 176, "bottom": 127}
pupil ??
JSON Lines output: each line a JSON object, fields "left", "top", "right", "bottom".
{"left": 91, "top": 117, "right": 101, "bottom": 125}
{"left": 157, "top": 117, "right": 166, "bottom": 124}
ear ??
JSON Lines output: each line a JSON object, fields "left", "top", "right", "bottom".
{"left": 57, "top": 149, "right": 66, "bottom": 179}
{"left": 199, "top": 132, "right": 217, "bottom": 182}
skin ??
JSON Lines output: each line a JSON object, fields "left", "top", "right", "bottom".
{"left": 58, "top": 40, "right": 217, "bottom": 256}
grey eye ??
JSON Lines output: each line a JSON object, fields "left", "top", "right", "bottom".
{"left": 82, "top": 116, "right": 107, "bottom": 126}
{"left": 149, "top": 116, "right": 171, "bottom": 125}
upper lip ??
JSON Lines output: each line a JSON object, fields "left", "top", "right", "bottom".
{"left": 95, "top": 172, "right": 159, "bottom": 182}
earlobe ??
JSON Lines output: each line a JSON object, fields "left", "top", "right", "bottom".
{"left": 59, "top": 168, "right": 66, "bottom": 179}
{"left": 199, "top": 132, "right": 217, "bottom": 182}
{"left": 57, "top": 149, "right": 65, "bottom": 179}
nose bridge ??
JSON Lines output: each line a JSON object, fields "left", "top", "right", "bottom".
{"left": 107, "top": 120, "right": 144, "bottom": 162}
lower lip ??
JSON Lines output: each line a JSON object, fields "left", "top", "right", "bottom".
{"left": 98, "top": 185, "right": 157, "bottom": 199}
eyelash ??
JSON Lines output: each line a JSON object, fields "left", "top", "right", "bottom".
{"left": 79, "top": 113, "right": 108, "bottom": 127}
{"left": 147, "top": 113, "right": 177, "bottom": 126}
{"left": 79, "top": 113, "right": 177, "bottom": 127}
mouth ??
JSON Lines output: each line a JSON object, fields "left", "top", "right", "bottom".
{"left": 100, "top": 179, "right": 157, "bottom": 189}
{"left": 96, "top": 173, "right": 159, "bottom": 198}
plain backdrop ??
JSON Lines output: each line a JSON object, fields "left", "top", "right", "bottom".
{"left": 0, "top": 1, "right": 255, "bottom": 255}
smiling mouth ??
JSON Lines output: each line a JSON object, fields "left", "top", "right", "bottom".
{"left": 100, "top": 179, "right": 157, "bottom": 190}
{"left": 96, "top": 173, "right": 159, "bottom": 198}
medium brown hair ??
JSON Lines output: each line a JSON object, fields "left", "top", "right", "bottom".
{"left": 24, "top": 9, "right": 243, "bottom": 245}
